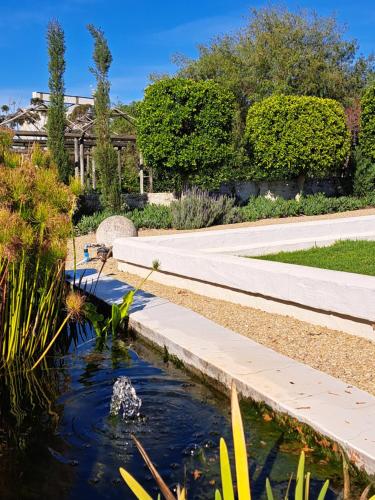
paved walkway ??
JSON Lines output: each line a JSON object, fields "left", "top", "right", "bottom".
{"left": 67, "top": 268, "right": 375, "bottom": 476}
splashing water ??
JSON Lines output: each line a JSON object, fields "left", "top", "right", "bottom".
{"left": 110, "top": 376, "right": 142, "bottom": 419}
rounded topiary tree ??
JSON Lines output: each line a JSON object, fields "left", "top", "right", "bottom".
{"left": 360, "top": 82, "right": 375, "bottom": 162}
{"left": 245, "top": 95, "right": 350, "bottom": 189}
{"left": 137, "top": 78, "right": 235, "bottom": 190}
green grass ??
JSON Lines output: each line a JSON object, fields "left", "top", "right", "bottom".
{"left": 253, "top": 240, "right": 375, "bottom": 276}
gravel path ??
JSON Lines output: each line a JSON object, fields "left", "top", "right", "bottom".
{"left": 68, "top": 209, "right": 375, "bottom": 396}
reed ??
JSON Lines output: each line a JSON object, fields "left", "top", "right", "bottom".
{"left": 0, "top": 137, "right": 76, "bottom": 366}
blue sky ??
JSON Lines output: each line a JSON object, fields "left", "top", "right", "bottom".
{"left": 0, "top": 0, "right": 374, "bottom": 108}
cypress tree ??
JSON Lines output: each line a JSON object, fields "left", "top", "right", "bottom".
{"left": 47, "top": 20, "right": 69, "bottom": 182}
{"left": 88, "top": 25, "right": 120, "bottom": 210}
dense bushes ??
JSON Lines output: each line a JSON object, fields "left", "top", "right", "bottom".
{"left": 242, "top": 193, "right": 375, "bottom": 220}
{"left": 137, "top": 78, "right": 236, "bottom": 190}
{"left": 171, "top": 189, "right": 240, "bottom": 230}
{"left": 75, "top": 204, "right": 173, "bottom": 235}
{"left": 75, "top": 193, "right": 375, "bottom": 235}
{"left": 353, "top": 149, "right": 375, "bottom": 196}
{"left": 360, "top": 82, "right": 375, "bottom": 163}
{"left": 0, "top": 145, "right": 76, "bottom": 365}
{"left": 129, "top": 204, "right": 173, "bottom": 229}
{"left": 354, "top": 83, "right": 375, "bottom": 196}
{"left": 245, "top": 95, "right": 350, "bottom": 182}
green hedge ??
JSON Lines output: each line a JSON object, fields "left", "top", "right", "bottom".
{"left": 360, "top": 83, "right": 375, "bottom": 163}
{"left": 245, "top": 95, "right": 350, "bottom": 181}
{"left": 137, "top": 78, "right": 236, "bottom": 190}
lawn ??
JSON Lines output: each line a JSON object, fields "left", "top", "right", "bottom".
{"left": 252, "top": 240, "right": 375, "bottom": 276}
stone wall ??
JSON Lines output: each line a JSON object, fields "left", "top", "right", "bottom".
{"left": 220, "top": 178, "right": 346, "bottom": 203}
{"left": 123, "top": 192, "right": 177, "bottom": 209}
{"left": 82, "top": 178, "right": 346, "bottom": 212}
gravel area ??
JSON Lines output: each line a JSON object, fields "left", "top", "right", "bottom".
{"left": 67, "top": 209, "right": 375, "bottom": 396}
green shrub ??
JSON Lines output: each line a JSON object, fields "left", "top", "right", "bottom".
{"left": 242, "top": 196, "right": 301, "bottom": 221}
{"left": 241, "top": 193, "right": 375, "bottom": 221}
{"left": 137, "top": 78, "right": 236, "bottom": 190}
{"left": 171, "top": 189, "right": 241, "bottom": 229}
{"left": 128, "top": 204, "right": 173, "bottom": 229}
{"left": 353, "top": 148, "right": 375, "bottom": 196}
{"left": 360, "top": 82, "right": 375, "bottom": 162}
{"left": 75, "top": 209, "right": 115, "bottom": 235}
{"left": 75, "top": 193, "right": 375, "bottom": 235}
{"left": 75, "top": 205, "right": 173, "bottom": 235}
{"left": 245, "top": 95, "right": 350, "bottom": 181}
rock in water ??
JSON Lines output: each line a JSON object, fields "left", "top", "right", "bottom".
{"left": 96, "top": 216, "right": 137, "bottom": 247}
{"left": 110, "top": 376, "right": 142, "bottom": 419}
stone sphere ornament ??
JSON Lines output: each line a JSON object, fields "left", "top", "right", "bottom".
{"left": 96, "top": 215, "right": 137, "bottom": 247}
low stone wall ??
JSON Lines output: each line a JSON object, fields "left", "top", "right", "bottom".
{"left": 82, "top": 178, "right": 345, "bottom": 211}
{"left": 220, "top": 178, "right": 345, "bottom": 203}
{"left": 123, "top": 192, "right": 177, "bottom": 209}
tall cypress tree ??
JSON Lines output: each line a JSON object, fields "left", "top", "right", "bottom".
{"left": 88, "top": 25, "right": 120, "bottom": 210}
{"left": 47, "top": 20, "right": 69, "bottom": 182}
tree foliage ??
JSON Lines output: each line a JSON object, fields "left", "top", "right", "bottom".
{"left": 110, "top": 101, "right": 140, "bottom": 193}
{"left": 88, "top": 24, "right": 120, "bottom": 210}
{"left": 47, "top": 20, "right": 69, "bottom": 182}
{"left": 245, "top": 95, "right": 350, "bottom": 181}
{"left": 176, "top": 7, "right": 373, "bottom": 116}
{"left": 137, "top": 78, "right": 235, "bottom": 190}
{"left": 360, "top": 82, "right": 375, "bottom": 162}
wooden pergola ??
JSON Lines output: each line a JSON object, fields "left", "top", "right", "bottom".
{"left": 1, "top": 93, "right": 149, "bottom": 192}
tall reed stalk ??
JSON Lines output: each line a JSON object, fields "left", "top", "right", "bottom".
{"left": 0, "top": 136, "right": 76, "bottom": 367}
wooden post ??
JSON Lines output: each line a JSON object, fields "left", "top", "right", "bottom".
{"left": 92, "top": 154, "right": 96, "bottom": 190}
{"left": 149, "top": 167, "right": 154, "bottom": 193}
{"left": 74, "top": 137, "right": 79, "bottom": 179}
{"left": 139, "top": 151, "right": 144, "bottom": 194}
{"left": 79, "top": 139, "right": 85, "bottom": 186}
{"left": 117, "top": 147, "right": 122, "bottom": 186}
{"left": 86, "top": 152, "right": 90, "bottom": 186}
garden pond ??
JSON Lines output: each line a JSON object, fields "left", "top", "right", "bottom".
{"left": 0, "top": 330, "right": 345, "bottom": 499}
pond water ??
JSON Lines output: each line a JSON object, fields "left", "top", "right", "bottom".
{"left": 0, "top": 333, "right": 343, "bottom": 499}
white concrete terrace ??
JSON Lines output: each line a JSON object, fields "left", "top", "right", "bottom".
{"left": 113, "top": 215, "right": 375, "bottom": 340}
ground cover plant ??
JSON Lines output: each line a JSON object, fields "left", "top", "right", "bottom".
{"left": 253, "top": 240, "right": 375, "bottom": 276}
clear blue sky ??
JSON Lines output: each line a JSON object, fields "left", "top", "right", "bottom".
{"left": 0, "top": 0, "right": 374, "bottom": 108}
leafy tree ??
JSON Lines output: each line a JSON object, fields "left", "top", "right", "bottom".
{"left": 137, "top": 78, "right": 235, "bottom": 190}
{"left": 111, "top": 101, "right": 138, "bottom": 135}
{"left": 88, "top": 24, "right": 120, "bottom": 210}
{"left": 46, "top": 20, "right": 69, "bottom": 182}
{"left": 111, "top": 101, "right": 139, "bottom": 193}
{"left": 245, "top": 95, "right": 350, "bottom": 189}
{"left": 360, "top": 82, "right": 375, "bottom": 162}
{"left": 354, "top": 83, "right": 375, "bottom": 195}
{"left": 176, "top": 7, "right": 373, "bottom": 122}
